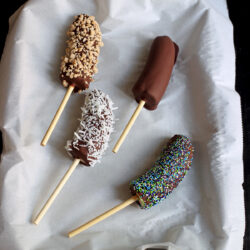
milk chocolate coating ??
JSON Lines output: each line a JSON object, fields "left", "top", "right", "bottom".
{"left": 132, "top": 36, "right": 179, "bottom": 110}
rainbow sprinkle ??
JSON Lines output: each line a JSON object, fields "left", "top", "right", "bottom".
{"left": 130, "top": 135, "right": 194, "bottom": 209}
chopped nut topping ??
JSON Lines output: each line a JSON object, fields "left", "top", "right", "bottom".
{"left": 62, "top": 80, "right": 68, "bottom": 87}
{"left": 60, "top": 14, "right": 102, "bottom": 88}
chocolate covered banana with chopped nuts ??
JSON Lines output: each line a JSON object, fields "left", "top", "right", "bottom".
{"left": 60, "top": 14, "right": 103, "bottom": 93}
{"left": 41, "top": 14, "right": 103, "bottom": 146}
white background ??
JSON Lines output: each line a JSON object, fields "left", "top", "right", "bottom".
{"left": 0, "top": 0, "right": 244, "bottom": 249}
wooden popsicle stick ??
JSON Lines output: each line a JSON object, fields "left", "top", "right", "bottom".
{"left": 41, "top": 85, "right": 74, "bottom": 146}
{"left": 33, "top": 158, "right": 80, "bottom": 225}
{"left": 112, "top": 100, "right": 145, "bottom": 153}
{"left": 68, "top": 195, "right": 138, "bottom": 238}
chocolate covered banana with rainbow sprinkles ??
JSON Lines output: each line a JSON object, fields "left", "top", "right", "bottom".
{"left": 68, "top": 135, "right": 194, "bottom": 237}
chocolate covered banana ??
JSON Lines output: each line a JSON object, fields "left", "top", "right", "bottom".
{"left": 41, "top": 14, "right": 103, "bottom": 146}
{"left": 68, "top": 135, "right": 194, "bottom": 237}
{"left": 113, "top": 36, "right": 178, "bottom": 153}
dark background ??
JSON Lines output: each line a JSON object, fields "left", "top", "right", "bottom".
{"left": 0, "top": 1, "right": 249, "bottom": 249}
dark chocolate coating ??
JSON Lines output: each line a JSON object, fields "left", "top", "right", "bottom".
{"left": 68, "top": 129, "right": 103, "bottom": 166}
{"left": 69, "top": 144, "right": 92, "bottom": 166}
{"left": 132, "top": 36, "right": 179, "bottom": 110}
{"left": 60, "top": 74, "right": 92, "bottom": 93}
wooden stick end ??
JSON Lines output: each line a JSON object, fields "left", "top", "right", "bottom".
{"left": 33, "top": 219, "right": 39, "bottom": 225}
{"left": 112, "top": 148, "right": 118, "bottom": 153}
{"left": 68, "top": 232, "right": 74, "bottom": 238}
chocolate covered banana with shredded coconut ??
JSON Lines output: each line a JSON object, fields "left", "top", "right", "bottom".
{"left": 66, "top": 89, "right": 115, "bottom": 166}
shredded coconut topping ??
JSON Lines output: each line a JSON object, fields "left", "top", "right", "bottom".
{"left": 65, "top": 89, "right": 115, "bottom": 166}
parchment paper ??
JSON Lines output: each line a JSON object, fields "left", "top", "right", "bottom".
{"left": 0, "top": 0, "right": 244, "bottom": 249}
